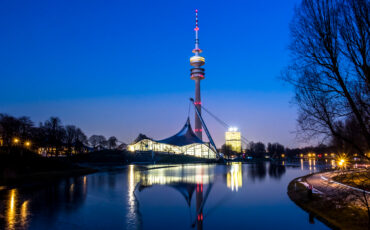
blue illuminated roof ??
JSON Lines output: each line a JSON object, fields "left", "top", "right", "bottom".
{"left": 156, "top": 118, "right": 204, "bottom": 146}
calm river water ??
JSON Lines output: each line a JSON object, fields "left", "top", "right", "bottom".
{"left": 0, "top": 160, "right": 333, "bottom": 230}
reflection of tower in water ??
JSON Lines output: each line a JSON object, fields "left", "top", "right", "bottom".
{"left": 196, "top": 166, "right": 204, "bottom": 230}
{"left": 127, "top": 165, "right": 215, "bottom": 230}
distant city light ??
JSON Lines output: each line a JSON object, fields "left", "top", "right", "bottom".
{"left": 13, "top": 138, "right": 19, "bottom": 144}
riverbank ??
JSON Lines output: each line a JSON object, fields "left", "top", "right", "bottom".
{"left": 0, "top": 150, "right": 97, "bottom": 189}
{"left": 288, "top": 171, "right": 369, "bottom": 230}
{"left": 0, "top": 149, "right": 221, "bottom": 189}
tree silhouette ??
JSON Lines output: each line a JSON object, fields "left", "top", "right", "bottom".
{"left": 283, "top": 0, "right": 370, "bottom": 157}
{"left": 89, "top": 135, "right": 107, "bottom": 150}
{"left": 42, "top": 117, "right": 66, "bottom": 156}
{"left": 107, "top": 136, "right": 118, "bottom": 149}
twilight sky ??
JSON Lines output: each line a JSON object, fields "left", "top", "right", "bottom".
{"left": 0, "top": 0, "right": 304, "bottom": 148}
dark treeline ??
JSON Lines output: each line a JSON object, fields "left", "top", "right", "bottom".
{"left": 283, "top": 0, "right": 369, "bottom": 158}
{"left": 247, "top": 142, "right": 334, "bottom": 159}
{"left": 0, "top": 114, "right": 124, "bottom": 156}
{"left": 221, "top": 140, "right": 338, "bottom": 159}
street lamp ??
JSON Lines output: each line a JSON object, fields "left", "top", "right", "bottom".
{"left": 13, "top": 138, "right": 20, "bottom": 144}
{"left": 336, "top": 154, "right": 348, "bottom": 169}
{"left": 25, "top": 141, "right": 31, "bottom": 147}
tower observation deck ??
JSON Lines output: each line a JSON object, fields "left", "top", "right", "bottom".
{"left": 190, "top": 9, "right": 205, "bottom": 140}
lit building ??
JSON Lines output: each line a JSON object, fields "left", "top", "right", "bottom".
{"left": 128, "top": 118, "right": 217, "bottom": 159}
{"left": 225, "top": 127, "right": 242, "bottom": 153}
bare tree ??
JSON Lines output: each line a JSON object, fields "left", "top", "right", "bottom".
{"left": 65, "top": 125, "right": 78, "bottom": 156}
{"left": 267, "top": 142, "right": 285, "bottom": 158}
{"left": 107, "top": 136, "right": 118, "bottom": 149}
{"left": 89, "top": 135, "right": 107, "bottom": 150}
{"left": 42, "top": 117, "right": 66, "bottom": 156}
{"left": 247, "top": 142, "right": 266, "bottom": 158}
{"left": 283, "top": 0, "right": 370, "bottom": 156}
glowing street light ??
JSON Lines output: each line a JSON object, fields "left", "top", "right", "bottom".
{"left": 336, "top": 154, "right": 348, "bottom": 169}
{"left": 13, "top": 138, "right": 20, "bottom": 144}
{"left": 25, "top": 141, "right": 31, "bottom": 147}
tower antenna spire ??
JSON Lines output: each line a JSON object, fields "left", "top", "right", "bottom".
{"left": 194, "top": 9, "right": 200, "bottom": 51}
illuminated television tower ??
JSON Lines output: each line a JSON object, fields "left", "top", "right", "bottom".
{"left": 190, "top": 9, "right": 205, "bottom": 140}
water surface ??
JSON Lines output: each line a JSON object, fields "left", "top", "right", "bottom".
{"left": 0, "top": 161, "right": 330, "bottom": 230}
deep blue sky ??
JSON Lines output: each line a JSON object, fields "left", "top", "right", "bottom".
{"left": 0, "top": 0, "right": 303, "bottom": 147}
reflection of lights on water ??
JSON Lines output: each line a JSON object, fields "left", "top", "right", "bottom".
{"left": 125, "top": 164, "right": 216, "bottom": 227}
{"left": 308, "top": 159, "right": 316, "bottom": 172}
{"left": 140, "top": 165, "right": 214, "bottom": 186}
{"left": 20, "top": 200, "right": 29, "bottom": 227}
{"left": 331, "top": 159, "right": 336, "bottom": 169}
{"left": 300, "top": 159, "right": 304, "bottom": 170}
{"left": 7, "top": 189, "right": 17, "bottom": 229}
{"left": 9, "top": 189, "right": 15, "bottom": 210}
{"left": 127, "top": 165, "right": 136, "bottom": 227}
{"left": 69, "top": 183, "right": 75, "bottom": 193}
{"left": 83, "top": 176, "right": 87, "bottom": 195}
{"left": 6, "top": 189, "right": 29, "bottom": 229}
{"left": 227, "top": 163, "right": 243, "bottom": 192}
{"left": 128, "top": 165, "right": 135, "bottom": 206}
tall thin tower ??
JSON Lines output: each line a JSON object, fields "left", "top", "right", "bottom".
{"left": 190, "top": 9, "right": 205, "bottom": 140}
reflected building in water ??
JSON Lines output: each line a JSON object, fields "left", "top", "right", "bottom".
{"left": 127, "top": 164, "right": 216, "bottom": 230}
{"left": 226, "top": 163, "right": 243, "bottom": 191}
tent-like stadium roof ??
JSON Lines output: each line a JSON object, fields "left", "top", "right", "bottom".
{"left": 156, "top": 118, "right": 204, "bottom": 146}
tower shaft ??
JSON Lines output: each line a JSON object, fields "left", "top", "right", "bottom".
{"left": 195, "top": 79, "right": 202, "bottom": 140}
{"left": 190, "top": 9, "right": 205, "bottom": 140}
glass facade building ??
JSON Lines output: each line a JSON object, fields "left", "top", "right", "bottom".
{"left": 128, "top": 119, "right": 217, "bottom": 159}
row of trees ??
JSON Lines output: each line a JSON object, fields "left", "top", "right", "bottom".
{"left": 222, "top": 140, "right": 337, "bottom": 159}
{"left": 247, "top": 142, "right": 287, "bottom": 158}
{"left": 0, "top": 114, "right": 122, "bottom": 156}
{"left": 283, "top": 0, "right": 369, "bottom": 157}
{"left": 222, "top": 141, "right": 286, "bottom": 158}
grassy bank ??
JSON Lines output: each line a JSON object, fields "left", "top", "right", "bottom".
{"left": 333, "top": 170, "right": 370, "bottom": 191}
{"left": 287, "top": 176, "right": 369, "bottom": 230}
